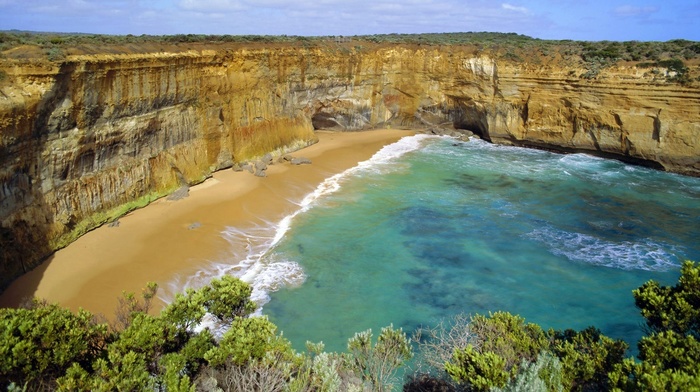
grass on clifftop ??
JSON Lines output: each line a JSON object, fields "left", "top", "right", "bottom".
{"left": 2, "top": 31, "right": 699, "bottom": 86}
{"left": 2, "top": 30, "right": 699, "bottom": 62}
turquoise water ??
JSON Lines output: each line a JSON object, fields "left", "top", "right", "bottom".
{"left": 258, "top": 135, "right": 699, "bottom": 354}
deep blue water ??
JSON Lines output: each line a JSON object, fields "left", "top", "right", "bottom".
{"left": 256, "top": 135, "right": 699, "bottom": 354}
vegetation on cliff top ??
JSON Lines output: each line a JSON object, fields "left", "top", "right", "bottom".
{"left": 2, "top": 30, "right": 699, "bottom": 62}
{"left": 2, "top": 31, "right": 698, "bottom": 86}
{"left": 1, "top": 261, "right": 699, "bottom": 391}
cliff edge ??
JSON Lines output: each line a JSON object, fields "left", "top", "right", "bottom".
{"left": 1, "top": 36, "right": 699, "bottom": 291}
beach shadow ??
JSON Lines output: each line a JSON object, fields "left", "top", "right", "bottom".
{"left": 0, "top": 254, "right": 55, "bottom": 308}
{"left": 0, "top": 62, "right": 76, "bottom": 304}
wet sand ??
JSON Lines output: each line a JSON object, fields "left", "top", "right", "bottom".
{"left": 0, "top": 129, "right": 415, "bottom": 318}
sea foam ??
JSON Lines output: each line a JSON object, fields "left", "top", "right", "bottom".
{"left": 160, "top": 133, "right": 433, "bottom": 316}
{"left": 525, "top": 225, "right": 681, "bottom": 272}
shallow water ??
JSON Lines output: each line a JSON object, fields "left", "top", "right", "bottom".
{"left": 257, "top": 136, "right": 699, "bottom": 354}
{"left": 166, "top": 135, "right": 699, "bottom": 352}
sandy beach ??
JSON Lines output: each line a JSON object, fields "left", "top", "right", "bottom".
{"left": 0, "top": 129, "right": 415, "bottom": 318}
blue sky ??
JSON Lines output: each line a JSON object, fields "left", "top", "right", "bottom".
{"left": 1, "top": 0, "right": 698, "bottom": 41}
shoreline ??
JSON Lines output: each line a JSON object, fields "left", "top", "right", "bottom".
{"left": 0, "top": 129, "right": 415, "bottom": 318}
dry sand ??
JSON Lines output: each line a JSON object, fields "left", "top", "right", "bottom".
{"left": 0, "top": 129, "right": 415, "bottom": 318}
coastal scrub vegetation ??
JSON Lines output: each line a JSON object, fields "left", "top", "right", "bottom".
{"left": 1, "top": 30, "right": 698, "bottom": 63}
{"left": 2, "top": 31, "right": 698, "bottom": 86}
{"left": 1, "top": 261, "right": 699, "bottom": 391}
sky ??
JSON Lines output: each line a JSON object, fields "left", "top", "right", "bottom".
{"left": 0, "top": 0, "right": 698, "bottom": 42}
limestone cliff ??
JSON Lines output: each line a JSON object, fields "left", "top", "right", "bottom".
{"left": 1, "top": 42, "right": 699, "bottom": 291}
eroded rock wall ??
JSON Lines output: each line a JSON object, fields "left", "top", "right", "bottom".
{"left": 1, "top": 44, "right": 698, "bottom": 290}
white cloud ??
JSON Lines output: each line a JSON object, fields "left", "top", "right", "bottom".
{"left": 179, "top": 0, "right": 247, "bottom": 12}
{"left": 614, "top": 5, "right": 658, "bottom": 17}
{"left": 2, "top": 0, "right": 695, "bottom": 41}
{"left": 502, "top": 3, "right": 529, "bottom": 14}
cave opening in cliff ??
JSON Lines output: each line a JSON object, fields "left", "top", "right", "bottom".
{"left": 450, "top": 102, "right": 490, "bottom": 141}
{"left": 454, "top": 120, "right": 488, "bottom": 140}
{"left": 311, "top": 112, "right": 341, "bottom": 130}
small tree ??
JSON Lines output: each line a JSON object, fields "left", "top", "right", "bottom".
{"left": 345, "top": 325, "right": 413, "bottom": 391}
{"left": 412, "top": 313, "right": 477, "bottom": 373}
{"left": 0, "top": 300, "right": 107, "bottom": 389}
{"left": 445, "top": 344, "right": 509, "bottom": 391}
{"left": 610, "top": 261, "right": 700, "bottom": 390}
{"left": 204, "top": 316, "right": 282, "bottom": 367}
{"left": 159, "top": 353, "right": 196, "bottom": 392}
{"left": 470, "top": 312, "right": 548, "bottom": 373}
{"left": 201, "top": 275, "right": 257, "bottom": 323}
{"left": 633, "top": 260, "right": 700, "bottom": 337}
{"left": 160, "top": 287, "right": 207, "bottom": 331}
{"left": 56, "top": 276, "right": 261, "bottom": 390}
{"left": 492, "top": 351, "right": 564, "bottom": 392}
{"left": 112, "top": 281, "right": 158, "bottom": 331}
{"left": 418, "top": 311, "right": 625, "bottom": 391}
{"left": 548, "top": 327, "right": 627, "bottom": 391}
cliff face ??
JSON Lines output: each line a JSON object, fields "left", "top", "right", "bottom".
{"left": 1, "top": 44, "right": 699, "bottom": 290}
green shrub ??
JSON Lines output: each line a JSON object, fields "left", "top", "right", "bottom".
{"left": 4, "top": 262, "right": 699, "bottom": 391}
{"left": 345, "top": 325, "right": 413, "bottom": 391}
{"left": 493, "top": 352, "right": 564, "bottom": 392}
{"left": 446, "top": 344, "right": 509, "bottom": 391}
{"left": 200, "top": 275, "right": 257, "bottom": 323}
{"left": 548, "top": 327, "right": 627, "bottom": 391}
{"left": 611, "top": 261, "right": 700, "bottom": 390}
{"left": 470, "top": 311, "right": 549, "bottom": 373}
{"left": 634, "top": 260, "right": 700, "bottom": 336}
{"left": 204, "top": 316, "right": 285, "bottom": 366}
{"left": 437, "top": 312, "right": 549, "bottom": 391}
{"left": 416, "top": 311, "right": 626, "bottom": 391}
{"left": 46, "top": 47, "right": 65, "bottom": 61}
{"left": 0, "top": 300, "right": 108, "bottom": 389}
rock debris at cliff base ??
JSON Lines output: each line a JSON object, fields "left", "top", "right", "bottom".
{"left": 0, "top": 37, "right": 698, "bottom": 291}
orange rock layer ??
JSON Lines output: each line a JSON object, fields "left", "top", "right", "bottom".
{"left": 1, "top": 44, "right": 698, "bottom": 291}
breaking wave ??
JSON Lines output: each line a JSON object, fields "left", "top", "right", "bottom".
{"left": 525, "top": 225, "right": 682, "bottom": 272}
{"left": 159, "top": 134, "right": 432, "bottom": 332}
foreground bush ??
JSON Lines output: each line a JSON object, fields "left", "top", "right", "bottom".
{"left": 610, "top": 261, "right": 700, "bottom": 390}
{"left": 411, "top": 262, "right": 699, "bottom": 392}
{"left": 0, "top": 275, "right": 412, "bottom": 391}
{"left": 0, "top": 300, "right": 108, "bottom": 390}
{"left": 1, "top": 261, "right": 698, "bottom": 391}
{"left": 415, "top": 312, "right": 625, "bottom": 391}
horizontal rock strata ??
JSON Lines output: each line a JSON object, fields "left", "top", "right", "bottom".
{"left": 1, "top": 43, "right": 698, "bottom": 290}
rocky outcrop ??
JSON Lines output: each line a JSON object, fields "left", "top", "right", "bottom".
{"left": 0, "top": 49, "right": 319, "bottom": 288}
{"left": 1, "top": 43, "right": 698, "bottom": 291}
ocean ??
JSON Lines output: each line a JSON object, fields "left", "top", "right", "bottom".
{"left": 174, "top": 134, "right": 700, "bottom": 353}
